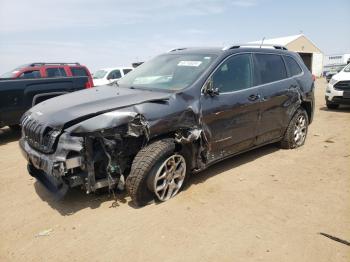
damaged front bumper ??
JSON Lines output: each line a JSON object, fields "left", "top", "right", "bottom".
{"left": 19, "top": 132, "right": 86, "bottom": 196}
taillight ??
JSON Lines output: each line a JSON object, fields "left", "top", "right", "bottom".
{"left": 85, "top": 81, "right": 92, "bottom": 88}
{"left": 312, "top": 74, "right": 316, "bottom": 82}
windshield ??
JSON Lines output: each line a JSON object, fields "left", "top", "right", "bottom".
{"left": 0, "top": 71, "right": 16, "bottom": 78}
{"left": 0, "top": 66, "right": 23, "bottom": 78}
{"left": 118, "top": 53, "right": 217, "bottom": 90}
{"left": 344, "top": 64, "right": 350, "bottom": 72}
{"left": 93, "top": 70, "right": 108, "bottom": 79}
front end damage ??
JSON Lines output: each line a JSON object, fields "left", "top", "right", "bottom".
{"left": 19, "top": 112, "right": 151, "bottom": 197}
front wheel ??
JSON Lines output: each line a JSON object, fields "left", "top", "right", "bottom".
{"left": 126, "top": 139, "right": 187, "bottom": 207}
{"left": 279, "top": 109, "right": 309, "bottom": 149}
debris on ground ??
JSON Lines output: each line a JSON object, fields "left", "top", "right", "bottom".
{"left": 35, "top": 228, "right": 53, "bottom": 237}
{"left": 319, "top": 232, "right": 350, "bottom": 246}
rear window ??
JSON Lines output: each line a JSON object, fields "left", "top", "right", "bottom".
{"left": 46, "top": 68, "right": 66, "bottom": 77}
{"left": 284, "top": 56, "right": 302, "bottom": 76}
{"left": 123, "top": 69, "right": 132, "bottom": 75}
{"left": 254, "top": 54, "right": 287, "bottom": 85}
{"left": 70, "top": 67, "right": 88, "bottom": 76}
{"left": 19, "top": 70, "right": 41, "bottom": 79}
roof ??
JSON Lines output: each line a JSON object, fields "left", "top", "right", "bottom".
{"left": 97, "top": 67, "right": 134, "bottom": 71}
{"left": 169, "top": 46, "right": 290, "bottom": 56}
{"left": 249, "top": 34, "right": 303, "bottom": 46}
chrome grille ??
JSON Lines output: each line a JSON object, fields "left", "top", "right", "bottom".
{"left": 334, "top": 81, "right": 350, "bottom": 91}
{"left": 21, "top": 116, "right": 59, "bottom": 153}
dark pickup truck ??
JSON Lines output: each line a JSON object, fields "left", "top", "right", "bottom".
{"left": 0, "top": 76, "right": 89, "bottom": 129}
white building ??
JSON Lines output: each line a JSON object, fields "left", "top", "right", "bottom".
{"left": 323, "top": 54, "right": 350, "bottom": 73}
{"left": 250, "top": 34, "right": 324, "bottom": 76}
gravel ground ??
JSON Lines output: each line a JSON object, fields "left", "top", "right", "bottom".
{"left": 0, "top": 78, "right": 349, "bottom": 262}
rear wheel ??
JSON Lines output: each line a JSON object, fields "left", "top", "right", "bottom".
{"left": 280, "top": 109, "right": 308, "bottom": 149}
{"left": 126, "top": 139, "right": 187, "bottom": 207}
{"left": 326, "top": 101, "right": 339, "bottom": 109}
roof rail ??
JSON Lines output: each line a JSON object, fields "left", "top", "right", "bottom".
{"left": 223, "top": 44, "right": 288, "bottom": 51}
{"left": 29, "top": 62, "right": 81, "bottom": 66}
{"left": 168, "top": 48, "right": 187, "bottom": 52}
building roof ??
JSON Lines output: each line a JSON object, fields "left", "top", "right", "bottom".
{"left": 249, "top": 34, "right": 322, "bottom": 53}
{"left": 249, "top": 34, "right": 303, "bottom": 45}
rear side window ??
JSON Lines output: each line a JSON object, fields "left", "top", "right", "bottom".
{"left": 46, "top": 68, "right": 66, "bottom": 77}
{"left": 123, "top": 69, "right": 132, "bottom": 75}
{"left": 284, "top": 56, "right": 302, "bottom": 76}
{"left": 70, "top": 67, "right": 88, "bottom": 76}
{"left": 19, "top": 70, "right": 41, "bottom": 79}
{"left": 212, "top": 54, "right": 252, "bottom": 93}
{"left": 254, "top": 54, "right": 287, "bottom": 85}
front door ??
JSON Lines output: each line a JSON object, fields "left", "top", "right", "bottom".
{"left": 200, "top": 53, "right": 261, "bottom": 163}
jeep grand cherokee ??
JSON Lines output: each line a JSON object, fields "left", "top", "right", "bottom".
{"left": 19, "top": 45, "right": 314, "bottom": 207}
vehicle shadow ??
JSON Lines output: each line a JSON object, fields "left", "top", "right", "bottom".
{"left": 319, "top": 105, "right": 350, "bottom": 113}
{"left": 0, "top": 127, "right": 21, "bottom": 146}
{"left": 34, "top": 182, "right": 128, "bottom": 216}
{"left": 34, "top": 143, "right": 279, "bottom": 214}
{"left": 184, "top": 143, "right": 279, "bottom": 190}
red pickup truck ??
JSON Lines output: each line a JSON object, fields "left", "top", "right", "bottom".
{"left": 1, "top": 62, "right": 94, "bottom": 88}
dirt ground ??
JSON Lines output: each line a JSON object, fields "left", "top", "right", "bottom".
{"left": 0, "top": 78, "right": 349, "bottom": 262}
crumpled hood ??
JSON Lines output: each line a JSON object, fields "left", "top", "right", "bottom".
{"left": 25, "top": 85, "right": 171, "bottom": 130}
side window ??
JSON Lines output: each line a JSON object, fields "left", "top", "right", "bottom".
{"left": 254, "top": 54, "right": 287, "bottom": 85}
{"left": 107, "top": 70, "right": 121, "bottom": 80}
{"left": 19, "top": 70, "right": 41, "bottom": 79}
{"left": 71, "top": 67, "right": 88, "bottom": 76}
{"left": 284, "top": 56, "right": 302, "bottom": 76}
{"left": 46, "top": 68, "right": 66, "bottom": 77}
{"left": 123, "top": 69, "right": 132, "bottom": 75}
{"left": 59, "top": 68, "right": 67, "bottom": 76}
{"left": 212, "top": 54, "right": 252, "bottom": 93}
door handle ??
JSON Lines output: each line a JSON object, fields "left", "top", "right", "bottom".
{"left": 289, "top": 84, "right": 298, "bottom": 89}
{"left": 248, "top": 94, "right": 260, "bottom": 101}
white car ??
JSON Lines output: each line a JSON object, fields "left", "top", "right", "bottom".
{"left": 325, "top": 63, "right": 350, "bottom": 109}
{"left": 93, "top": 67, "right": 133, "bottom": 86}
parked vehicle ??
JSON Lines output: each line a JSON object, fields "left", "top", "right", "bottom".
{"left": 325, "top": 63, "right": 350, "bottom": 109}
{"left": 0, "top": 76, "right": 90, "bottom": 129}
{"left": 325, "top": 66, "right": 343, "bottom": 82}
{"left": 93, "top": 67, "right": 133, "bottom": 86}
{"left": 0, "top": 62, "right": 94, "bottom": 88}
{"left": 19, "top": 45, "right": 314, "bottom": 206}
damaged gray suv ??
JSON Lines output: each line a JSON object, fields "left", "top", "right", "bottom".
{"left": 20, "top": 45, "right": 314, "bottom": 206}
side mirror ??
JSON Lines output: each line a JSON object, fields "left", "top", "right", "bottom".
{"left": 203, "top": 78, "right": 219, "bottom": 97}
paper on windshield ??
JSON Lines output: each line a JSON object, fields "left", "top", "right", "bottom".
{"left": 178, "top": 61, "right": 202, "bottom": 67}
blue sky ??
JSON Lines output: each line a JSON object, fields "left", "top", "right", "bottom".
{"left": 0, "top": 0, "right": 349, "bottom": 73}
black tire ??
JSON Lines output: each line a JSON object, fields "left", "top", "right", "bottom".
{"left": 279, "top": 108, "right": 309, "bottom": 149}
{"left": 126, "top": 139, "right": 187, "bottom": 207}
{"left": 326, "top": 101, "right": 339, "bottom": 109}
{"left": 9, "top": 124, "right": 21, "bottom": 131}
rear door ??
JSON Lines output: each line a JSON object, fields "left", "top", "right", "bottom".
{"left": 200, "top": 53, "right": 261, "bottom": 162}
{"left": 45, "top": 67, "right": 67, "bottom": 78}
{"left": 253, "top": 53, "right": 300, "bottom": 145}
